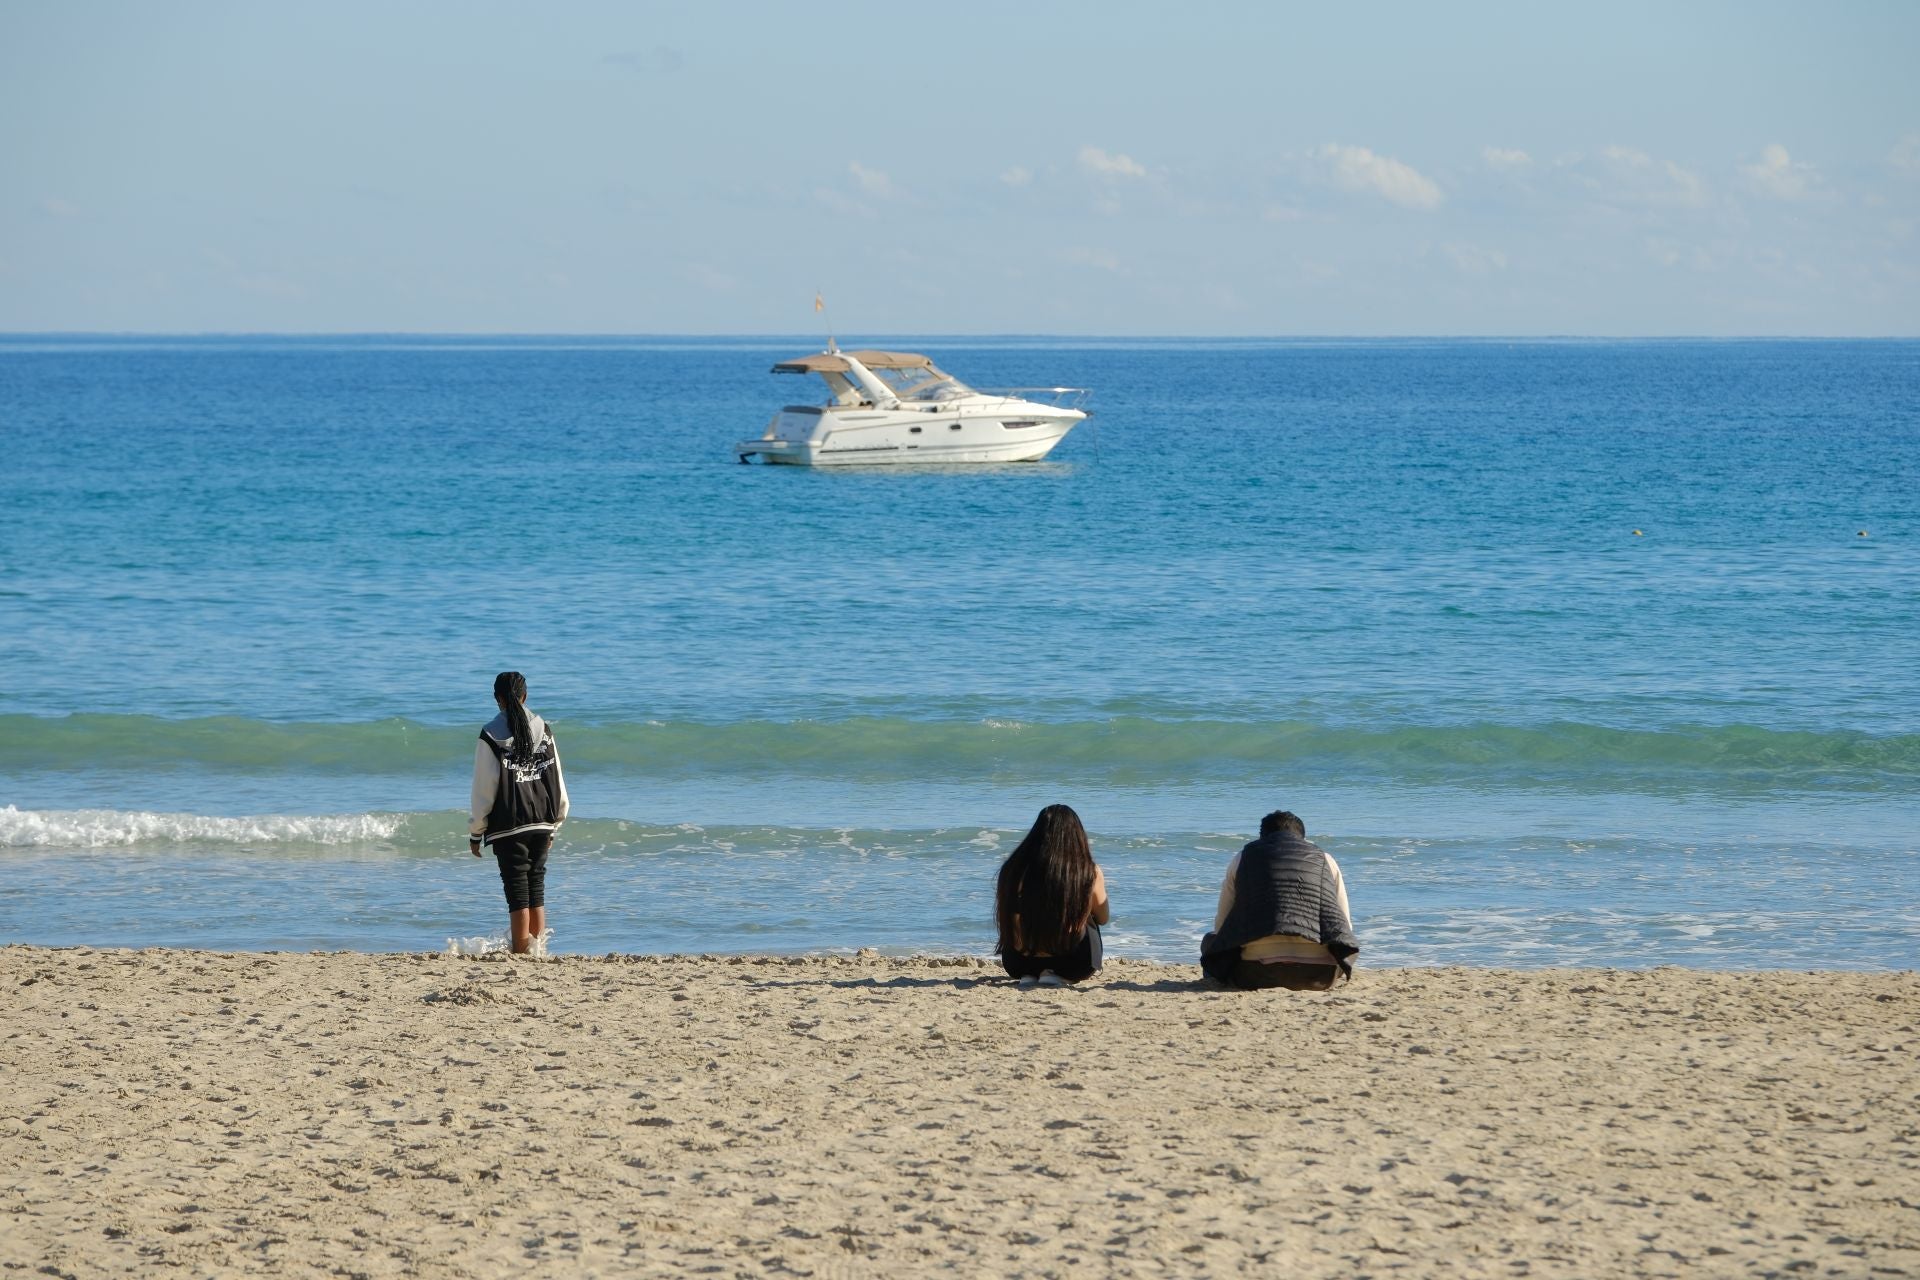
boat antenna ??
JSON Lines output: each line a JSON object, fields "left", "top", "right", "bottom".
{"left": 816, "top": 290, "right": 836, "bottom": 353}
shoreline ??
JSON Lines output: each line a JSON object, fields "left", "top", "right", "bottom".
{"left": 5, "top": 946, "right": 1916, "bottom": 1276}
{"left": 10, "top": 938, "right": 1920, "bottom": 971}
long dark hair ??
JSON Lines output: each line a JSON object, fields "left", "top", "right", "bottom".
{"left": 994, "top": 804, "right": 1096, "bottom": 956}
{"left": 492, "top": 670, "right": 537, "bottom": 765}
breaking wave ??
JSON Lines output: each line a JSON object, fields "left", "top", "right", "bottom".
{"left": 0, "top": 805, "right": 413, "bottom": 849}
{"left": 4, "top": 712, "right": 1916, "bottom": 793}
{"left": 0, "top": 807, "right": 1025, "bottom": 855}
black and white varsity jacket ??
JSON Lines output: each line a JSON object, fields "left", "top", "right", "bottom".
{"left": 468, "top": 710, "right": 571, "bottom": 845}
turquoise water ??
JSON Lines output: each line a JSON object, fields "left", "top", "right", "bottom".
{"left": 2, "top": 336, "right": 1916, "bottom": 965}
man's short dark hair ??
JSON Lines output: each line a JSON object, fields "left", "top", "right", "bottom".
{"left": 1260, "top": 810, "right": 1305, "bottom": 839}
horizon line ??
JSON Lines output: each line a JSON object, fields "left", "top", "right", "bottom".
{"left": 3, "top": 330, "right": 1917, "bottom": 342}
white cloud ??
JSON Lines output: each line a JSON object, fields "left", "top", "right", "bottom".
{"left": 1064, "top": 246, "right": 1122, "bottom": 272}
{"left": 1483, "top": 146, "right": 1532, "bottom": 171}
{"left": 40, "top": 197, "right": 80, "bottom": 218}
{"left": 1444, "top": 243, "right": 1508, "bottom": 274}
{"left": 1599, "top": 145, "right": 1708, "bottom": 208}
{"left": 1317, "top": 144, "right": 1443, "bottom": 209}
{"left": 1888, "top": 134, "right": 1920, "bottom": 174}
{"left": 1743, "top": 144, "right": 1812, "bottom": 200}
{"left": 849, "top": 162, "right": 894, "bottom": 197}
{"left": 1078, "top": 146, "right": 1147, "bottom": 179}
{"left": 999, "top": 166, "right": 1032, "bottom": 187}
{"left": 812, "top": 187, "right": 872, "bottom": 218}
{"left": 1643, "top": 237, "right": 1729, "bottom": 273}
{"left": 1664, "top": 164, "right": 1708, "bottom": 207}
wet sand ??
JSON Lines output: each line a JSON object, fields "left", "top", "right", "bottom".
{"left": 3, "top": 946, "right": 1915, "bottom": 1277}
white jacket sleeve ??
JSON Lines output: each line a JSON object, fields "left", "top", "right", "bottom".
{"left": 551, "top": 736, "right": 570, "bottom": 825}
{"left": 1212, "top": 851, "right": 1241, "bottom": 932}
{"left": 469, "top": 739, "right": 497, "bottom": 839}
{"left": 1324, "top": 853, "right": 1353, "bottom": 923}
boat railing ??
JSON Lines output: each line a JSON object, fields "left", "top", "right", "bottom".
{"left": 975, "top": 387, "right": 1091, "bottom": 412}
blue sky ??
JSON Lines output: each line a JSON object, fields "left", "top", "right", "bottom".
{"left": 3, "top": 1, "right": 1916, "bottom": 334}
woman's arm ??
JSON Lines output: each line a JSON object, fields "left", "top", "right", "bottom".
{"left": 1089, "top": 864, "right": 1110, "bottom": 926}
{"left": 468, "top": 739, "right": 496, "bottom": 853}
{"left": 551, "top": 735, "right": 571, "bottom": 824}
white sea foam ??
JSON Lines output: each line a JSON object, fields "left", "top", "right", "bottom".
{"left": 445, "top": 929, "right": 551, "bottom": 958}
{"left": 0, "top": 804, "right": 407, "bottom": 848}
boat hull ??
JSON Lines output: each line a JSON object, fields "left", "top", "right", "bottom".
{"left": 738, "top": 407, "right": 1081, "bottom": 467}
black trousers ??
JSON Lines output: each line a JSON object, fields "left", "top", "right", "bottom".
{"left": 1001, "top": 924, "right": 1103, "bottom": 982}
{"left": 491, "top": 833, "right": 552, "bottom": 912}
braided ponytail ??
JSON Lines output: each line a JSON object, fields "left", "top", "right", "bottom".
{"left": 492, "top": 670, "right": 536, "bottom": 765}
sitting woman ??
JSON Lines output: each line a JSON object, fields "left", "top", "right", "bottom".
{"left": 994, "top": 804, "right": 1110, "bottom": 987}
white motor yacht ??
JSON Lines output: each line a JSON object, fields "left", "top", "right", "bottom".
{"left": 737, "top": 345, "right": 1088, "bottom": 466}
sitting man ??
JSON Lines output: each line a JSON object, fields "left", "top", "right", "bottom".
{"left": 1201, "top": 810, "right": 1359, "bottom": 990}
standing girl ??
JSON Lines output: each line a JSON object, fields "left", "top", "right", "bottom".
{"left": 468, "top": 671, "right": 570, "bottom": 954}
{"left": 994, "top": 803, "right": 1110, "bottom": 987}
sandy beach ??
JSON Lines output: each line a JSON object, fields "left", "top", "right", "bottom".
{"left": 3, "top": 946, "right": 1914, "bottom": 1278}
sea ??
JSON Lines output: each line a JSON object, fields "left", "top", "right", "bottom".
{"left": 2, "top": 335, "right": 1916, "bottom": 968}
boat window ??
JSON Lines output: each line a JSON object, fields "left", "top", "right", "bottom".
{"left": 872, "top": 366, "right": 935, "bottom": 396}
{"left": 854, "top": 361, "right": 969, "bottom": 401}
{"left": 869, "top": 366, "right": 965, "bottom": 398}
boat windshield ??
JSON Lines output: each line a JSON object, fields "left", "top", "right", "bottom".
{"left": 871, "top": 364, "right": 972, "bottom": 402}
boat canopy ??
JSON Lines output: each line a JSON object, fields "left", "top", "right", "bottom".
{"left": 771, "top": 350, "right": 936, "bottom": 375}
